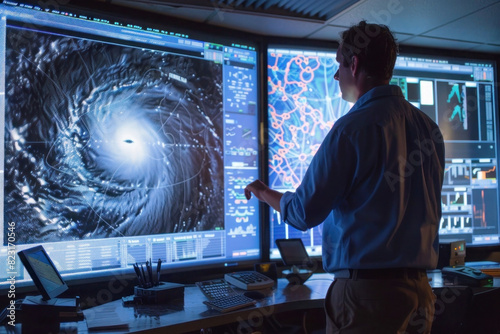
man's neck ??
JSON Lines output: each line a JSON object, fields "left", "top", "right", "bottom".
{"left": 353, "top": 74, "right": 389, "bottom": 102}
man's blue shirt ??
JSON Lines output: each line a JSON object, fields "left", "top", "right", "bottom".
{"left": 280, "top": 85, "right": 445, "bottom": 273}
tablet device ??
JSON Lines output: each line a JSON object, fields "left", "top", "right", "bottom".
{"left": 18, "top": 245, "right": 68, "bottom": 301}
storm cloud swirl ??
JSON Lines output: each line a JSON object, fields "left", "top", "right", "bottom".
{"left": 4, "top": 27, "right": 224, "bottom": 244}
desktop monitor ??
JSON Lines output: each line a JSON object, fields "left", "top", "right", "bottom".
{"left": 268, "top": 45, "right": 500, "bottom": 261}
{"left": 0, "top": 0, "right": 261, "bottom": 291}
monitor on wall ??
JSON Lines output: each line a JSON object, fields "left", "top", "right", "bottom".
{"left": 267, "top": 43, "right": 500, "bottom": 261}
{"left": 267, "top": 43, "right": 352, "bottom": 260}
{"left": 392, "top": 51, "right": 499, "bottom": 247}
{"left": 0, "top": 0, "right": 261, "bottom": 291}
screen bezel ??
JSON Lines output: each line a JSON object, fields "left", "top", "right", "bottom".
{"left": 17, "top": 246, "right": 69, "bottom": 300}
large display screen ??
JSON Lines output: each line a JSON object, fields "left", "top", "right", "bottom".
{"left": 268, "top": 45, "right": 499, "bottom": 260}
{"left": 267, "top": 45, "right": 351, "bottom": 259}
{"left": 392, "top": 54, "right": 499, "bottom": 246}
{"left": 0, "top": 1, "right": 260, "bottom": 289}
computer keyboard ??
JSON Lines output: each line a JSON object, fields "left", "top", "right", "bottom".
{"left": 224, "top": 270, "right": 275, "bottom": 290}
{"left": 196, "top": 279, "right": 256, "bottom": 313}
{"left": 203, "top": 294, "right": 257, "bottom": 313}
{"left": 196, "top": 279, "right": 236, "bottom": 299}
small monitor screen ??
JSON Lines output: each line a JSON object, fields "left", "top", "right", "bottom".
{"left": 275, "top": 238, "right": 311, "bottom": 267}
{"left": 18, "top": 246, "right": 68, "bottom": 300}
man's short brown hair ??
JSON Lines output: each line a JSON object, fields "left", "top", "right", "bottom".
{"left": 340, "top": 20, "right": 398, "bottom": 82}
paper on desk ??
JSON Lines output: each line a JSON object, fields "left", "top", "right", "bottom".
{"left": 84, "top": 304, "right": 129, "bottom": 330}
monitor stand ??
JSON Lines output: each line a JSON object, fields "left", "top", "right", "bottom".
{"left": 282, "top": 265, "right": 313, "bottom": 285}
{"left": 23, "top": 295, "right": 79, "bottom": 308}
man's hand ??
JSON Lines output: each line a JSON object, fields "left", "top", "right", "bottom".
{"left": 244, "top": 180, "right": 268, "bottom": 201}
{"left": 244, "top": 180, "right": 283, "bottom": 213}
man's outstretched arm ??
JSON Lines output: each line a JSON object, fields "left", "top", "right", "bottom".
{"left": 244, "top": 180, "right": 283, "bottom": 213}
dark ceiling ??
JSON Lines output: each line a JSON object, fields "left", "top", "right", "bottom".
{"left": 109, "top": 0, "right": 500, "bottom": 54}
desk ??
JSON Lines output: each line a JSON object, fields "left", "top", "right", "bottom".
{"left": 79, "top": 274, "right": 333, "bottom": 334}
{"left": 5, "top": 273, "right": 500, "bottom": 334}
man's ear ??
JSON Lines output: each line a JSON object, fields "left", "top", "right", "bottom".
{"left": 350, "top": 55, "right": 359, "bottom": 76}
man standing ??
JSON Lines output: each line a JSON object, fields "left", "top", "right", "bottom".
{"left": 245, "top": 21, "right": 445, "bottom": 333}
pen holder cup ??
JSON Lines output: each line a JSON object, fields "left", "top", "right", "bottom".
{"left": 134, "top": 282, "right": 185, "bottom": 304}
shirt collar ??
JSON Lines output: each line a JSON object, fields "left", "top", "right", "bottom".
{"left": 350, "top": 85, "right": 404, "bottom": 111}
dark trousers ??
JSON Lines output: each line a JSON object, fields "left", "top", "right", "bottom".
{"left": 324, "top": 270, "right": 435, "bottom": 334}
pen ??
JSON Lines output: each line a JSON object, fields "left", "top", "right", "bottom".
{"left": 133, "top": 263, "right": 143, "bottom": 287}
{"left": 147, "top": 260, "right": 154, "bottom": 287}
{"left": 157, "top": 258, "right": 162, "bottom": 285}
{"left": 140, "top": 263, "right": 148, "bottom": 288}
